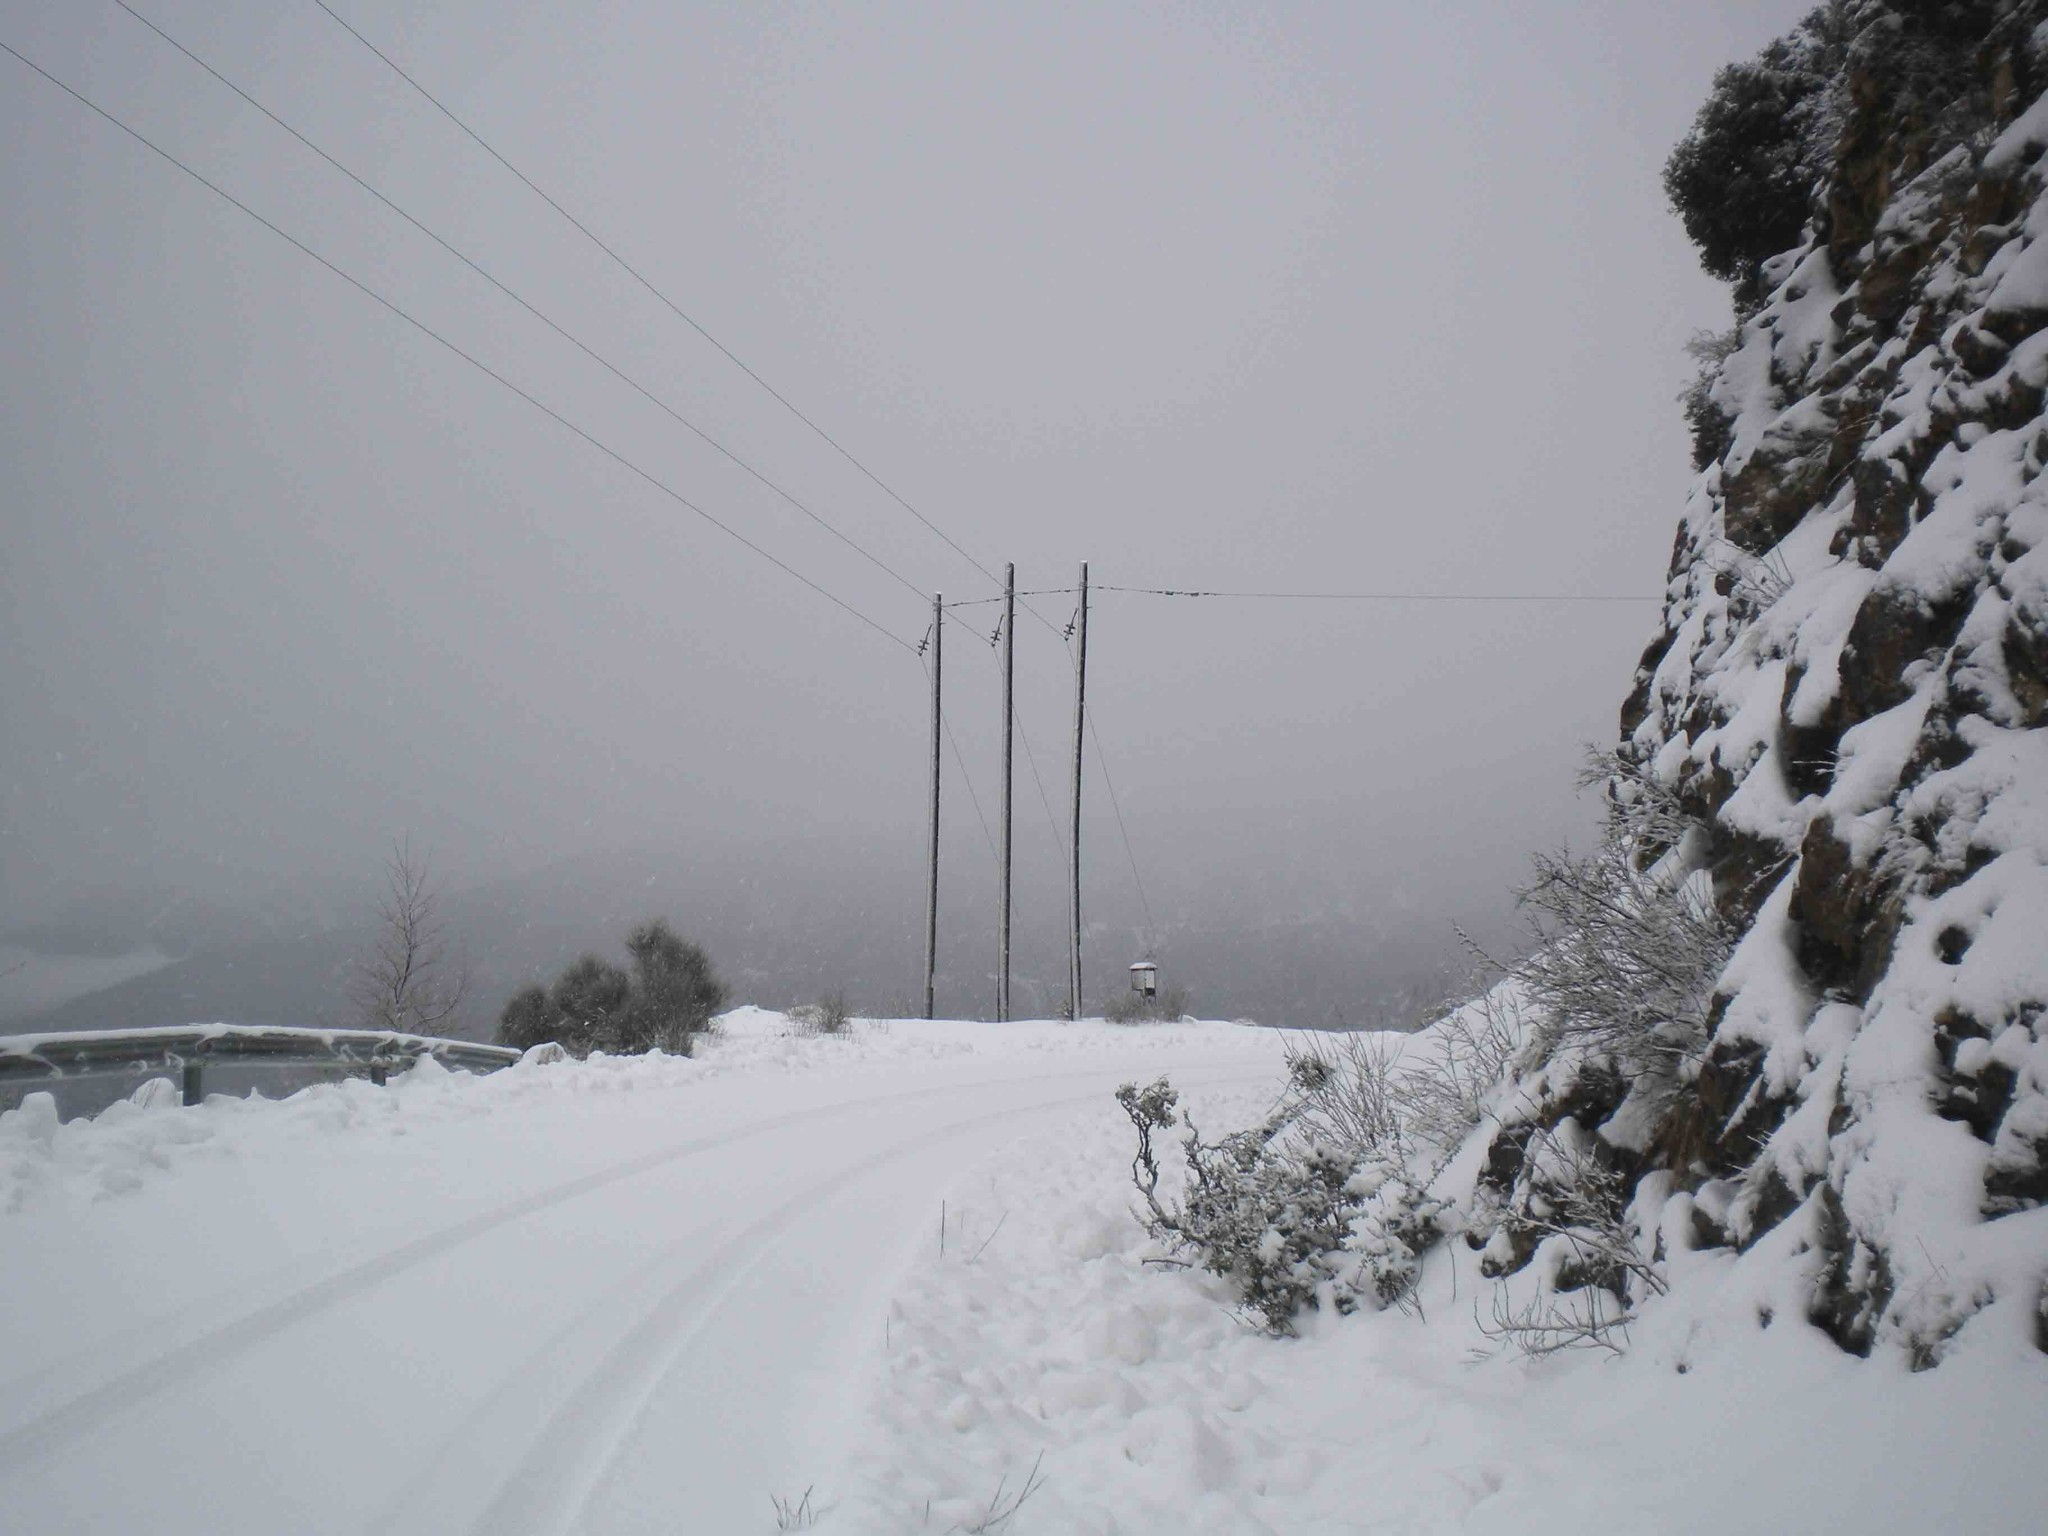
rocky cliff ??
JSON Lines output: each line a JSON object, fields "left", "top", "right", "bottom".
{"left": 1477, "top": 0, "right": 2048, "bottom": 1363}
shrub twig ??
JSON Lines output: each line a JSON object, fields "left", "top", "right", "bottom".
{"left": 950, "top": 1454, "right": 1047, "bottom": 1534}
{"left": 770, "top": 1486, "right": 819, "bottom": 1530}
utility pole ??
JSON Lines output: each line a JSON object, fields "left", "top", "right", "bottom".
{"left": 1068, "top": 562, "right": 1088, "bottom": 1020}
{"left": 997, "top": 562, "right": 1015, "bottom": 1022}
{"left": 924, "top": 592, "right": 942, "bottom": 1020}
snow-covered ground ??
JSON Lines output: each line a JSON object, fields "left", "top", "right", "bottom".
{"left": 834, "top": 1075, "right": 2043, "bottom": 1535}
{"left": 0, "top": 1010, "right": 2037, "bottom": 1533}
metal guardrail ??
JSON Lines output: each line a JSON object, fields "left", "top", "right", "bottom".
{"left": 0, "top": 1025, "right": 523, "bottom": 1107}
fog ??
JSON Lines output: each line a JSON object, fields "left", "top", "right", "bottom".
{"left": 1, "top": 1, "right": 1812, "bottom": 1028}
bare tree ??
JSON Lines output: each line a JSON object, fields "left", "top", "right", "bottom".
{"left": 350, "top": 838, "right": 469, "bottom": 1036}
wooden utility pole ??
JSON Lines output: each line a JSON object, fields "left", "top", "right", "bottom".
{"left": 1068, "top": 562, "right": 1089, "bottom": 1020}
{"left": 997, "top": 562, "right": 1015, "bottom": 1022}
{"left": 924, "top": 592, "right": 942, "bottom": 1020}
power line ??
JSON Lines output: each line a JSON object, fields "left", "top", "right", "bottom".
{"left": 0, "top": 38, "right": 915, "bottom": 654}
{"left": 114, "top": 0, "right": 933, "bottom": 608}
{"left": 1061, "top": 579, "right": 1656, "bottom": 940}
{"left": 1008, "top": 682, "right": 1073, "bottom": 886}
{"left": 1082, "top": 704, "right": 1156, "bottom": 939}
{"left": 1097, "top": 585, "right": 1659, "bottom": 602}
{"left": 939, "top": 605, "right": 1005, "bottom": 648}
{"left": 942, "top": 589, "right": 1079, "bottom": 609}
{"left": 303, "top": 4, "right": 1085, "bottom": 643}
{"left": 284, "top": 15, "right": 1648, "bottom": 636}
{"left": 304, "top": 0, "right": 1004, "bottom": 596}
{"left": 954, "top": 583, "right": 1658, "bottom": 610}
{"left": 923, "top": 656, "right": 997, "bottom": 861}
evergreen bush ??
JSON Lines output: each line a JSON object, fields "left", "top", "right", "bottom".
{"left": 1663, "top": 15, "right": 1844, "bottom": 297}
{"left": 494, "top": 920, "right": 725, "bottom": 1056}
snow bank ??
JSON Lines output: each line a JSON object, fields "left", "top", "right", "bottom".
{"left": 0, "top": 1007, "right": 1269, "bottom": 1215}
{"left": 833, "top": 1069, "right": 2044, "bottom": 1534}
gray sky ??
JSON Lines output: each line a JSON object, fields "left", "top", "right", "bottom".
{"left": 1, "top": 1, "right": 1813, "bottom": 948}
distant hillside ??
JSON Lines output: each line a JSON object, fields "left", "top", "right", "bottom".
{"left": 12, "top": 814, "right": 1493, "bottom": 1038}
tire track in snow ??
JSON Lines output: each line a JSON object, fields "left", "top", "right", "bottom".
{"left": 0, "top": 1073, "right": 1054, "bottom": 1474}
{"left": 0, "top": 1062, "right": 1245, "bottom": 1477}
{"left": 460, "top": 1069, "right": 1260, "bottom": 1536}
{"left": 356, "top": 1208, "right": 745, "bottom": 1534}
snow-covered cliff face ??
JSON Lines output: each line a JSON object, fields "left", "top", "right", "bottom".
{"left": 1481, "top": 2, "right": 2048, "bottom": 1363}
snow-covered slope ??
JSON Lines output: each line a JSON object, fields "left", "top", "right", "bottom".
{"left": 835, "top": 1056, "right": 2040, "bottom": 1535}
{"left": 1477, "top": 1, "right": 2048, "bottom": 1366}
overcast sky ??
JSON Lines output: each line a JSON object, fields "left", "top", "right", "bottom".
{"left": 1, "top": 0, "right": 1814, "bottom": 942}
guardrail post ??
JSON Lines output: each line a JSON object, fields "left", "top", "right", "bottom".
{"left": 369, "top": 1062, "right": 388, "bottom": 1086}
{"left": 181, "top": 1060, "right": 203, "bottom": 1107}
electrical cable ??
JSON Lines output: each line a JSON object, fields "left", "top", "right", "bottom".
{"left": 1082, "top": 703, "right": 1155, "bottom": 940}
{"left": 114, "top": 0, "right": 933, "bottom": 606}
{"left": 1096, "top": 585, "right": 1659, "bottom": 602}
{"left": 1011, "top": 695, "right": 1073, "bottom": 884}
{"left": 941, "top": 589, "right": 1078, "bottom": 609}
{"left": 0, "top": 38, "right": 915, "bottom": 654}
{"left": 304, "top": 0, "right": 1005, "bottom": 596}
{"left": 938, "top": 709, "right": 998, "bottom": 862}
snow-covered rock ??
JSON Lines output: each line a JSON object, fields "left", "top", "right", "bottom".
{"left": 1486, "top": 0, "right": 2048, "bottom": 1365}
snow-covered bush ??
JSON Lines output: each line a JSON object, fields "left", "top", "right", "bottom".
{"left": 1395, "top": 985, "right": 1526, "bottom": 1149}
{"left": 788, "top": 993, "right": 853, "bottom": 1036}
{"left": 1662, "top": 9, "right": 1846, "bottom": 295}
{"left": 1116, "top": 1038, "right": 1452, "bottom": 1334}
{"left": 1117, "top": 1076, "right": 1365, "bottom": 1334}
{"left": 1474, "top": 748, "right": 1736, "bottom": 1093}
{"left": 1514, "top": 839, "right": 1731, "bottom": 1074}
{"left": 1677, "top": 327, "right": 1741, "bottom": 470}
{"left": 1475, "top": 1126, "right": 1666, "bottom": 1356}
{"left": 1111, "top": 752, "right": 1725, "bottom": 1344}
{"left": 496, "top": 919, "right": 726, "bottom": 1056}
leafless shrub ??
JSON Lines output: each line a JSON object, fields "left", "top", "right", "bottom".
{"left": 1524, "top": 1131, "right": 1666, "bottom": 1297}
{"left": 1478, "top": 1282, "right": 1635, "bottom": 1358}
{"left": 1278, "top": 1032, "right": 1406, "bottom": 1160}
{"left": 789, "top": 993, "right": 853, "bottom": 1036}
{"left": 1107, "top": 744, "right": 1728, "bottom": 1347}
{"left": 1103, "top": 984, "right": 1188, "bottom": 1024}
{"left": 1578, "top": 748, "right": 1705, "bottom": 869}
{"left": 350, "top": 838, "right": 468, "bottom": 1037}
{"left": 950, "top": 1453, "right": 1046, "bottom": 1533}
{"left": 1477, "top": 1128, "right": 1667, "bottom": 1358}
{"left": 1706, "top": 535, "right": 1794, "bottom": 612}
{"left": 1284, "top": 1032, "right": 1482, "bottom": 1311}
{"left": 1516, "top": 808, "right": 1731, "bottom": 1073}
{"left": 770, "top": 1487, "right": 819, "bottom": 1530}
{"left": 1399, "top": 988, "right": 1527, "bottom": 1148}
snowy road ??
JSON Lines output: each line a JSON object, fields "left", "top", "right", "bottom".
{"left": 0, "top": 1015, "right": 1283, "bottom": 1534}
